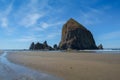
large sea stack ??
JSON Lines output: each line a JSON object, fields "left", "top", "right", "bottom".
{"left": 59, "top": 18, "right": 97, "bottom": 50}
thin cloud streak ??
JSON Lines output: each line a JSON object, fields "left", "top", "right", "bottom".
{"left": 20, "top": 13, "right": 44, "bottom": 28}
{"left": 0, "top": 0, "right": 14, "bottom": 28}
{"left": 79, "top": 6, "right": 110, "bottom": 26}
{"left": 32, "top": 21, "right": 65, "bottom": 31}
{"left": 16, "top": 0, "right": 51, "bottom": 28}
{"left": 40, "top": 21, "right": 65, "bottom": 29}
{"left": 0, "top": 0, "right": 15, "bottom": 35}
{"left": 1, "top": 17, "right": 8, "bottom": 28}
{"left": 16, "top": 30, "right": 61, "bottom": 42}
{"left": 100, "top": 31, "right": 120, "bottom": 40}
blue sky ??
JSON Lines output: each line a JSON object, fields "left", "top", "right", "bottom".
{"left": 0, "top": 0, "right": 120, "bottom": 49}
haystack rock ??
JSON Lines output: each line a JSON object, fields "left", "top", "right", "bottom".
{"left": 59, "top": 18, "right": 97, "bottom": 50}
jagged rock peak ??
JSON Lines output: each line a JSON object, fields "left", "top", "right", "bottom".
{"left": 65, "top": 18, "right": 87, "bottom": 30}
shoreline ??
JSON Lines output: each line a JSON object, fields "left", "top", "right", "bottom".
{"left": 0, "top": 52, "right": 62, "bottom": 80}
{"left": 7, "top": 51, "right": 120, "bottom": 80}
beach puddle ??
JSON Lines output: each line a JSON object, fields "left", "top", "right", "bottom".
{"left": 0, "top": 51, "right": 62, "bottom": 80}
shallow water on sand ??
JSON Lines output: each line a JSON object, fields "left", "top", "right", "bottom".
{"left": 0, "top": 51, "right": 62, "bottom": 80}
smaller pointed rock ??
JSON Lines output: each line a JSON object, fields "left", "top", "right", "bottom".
{"left": 98, "top": 44, "right": 103, "bottom": 49}
{"left": 53, "top": 44, "right": 58, "bottom": 50}
{"left": 29, "top": 42, "right": 35, "bottom": 50}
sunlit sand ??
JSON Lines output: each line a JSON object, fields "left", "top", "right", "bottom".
{"left": 7, "top": 51, "right": 120, "bottom": 80}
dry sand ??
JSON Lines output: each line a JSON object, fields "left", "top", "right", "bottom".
{"left": 7, "top": 51, "right": 120, "bottom": 80}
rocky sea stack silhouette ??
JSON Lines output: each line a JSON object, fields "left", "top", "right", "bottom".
{"left": 59, "top": 18, "right": 98, "bottom": 50}
{"left": 98, "top": 44, "right": 103, "bottom": 49}
{"left": 29, "top": 41, "right": 53, "bottom": 50}
{"left": 29, "top": 18, "right": 99, "bottom": 50}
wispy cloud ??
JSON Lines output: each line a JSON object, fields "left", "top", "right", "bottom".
{"left": 1, "top": 17, "right": 8, "bottom": 28}
{"left": 13, "top": 0, "right": 64, "bottom": 43}
{"left": 80, "top": 9, "right": 101, "bottom": 25}
{"left": 40, "top": 21, "right": 64, "bottom": 29}
{"left": 16, "top": 0, "right": 51, "bottom": 28}
{"left": 20, "top": 13, "right": 44, "bottom": 27}
{"left": 46, "top": 32, "right": 61, "bottom": 39}
{"left": 11, "top": 0, "right": 63, "bottom": 32}
{"left": 96, "top": 31, "right": 120, "bottom": 48}
{"left": 99, "top": 31, "right": 120, "bottom": 40}
{"left": 16, "top": 30, "right": 61, "bottom": 42}
{"left": 33, "top": 21, "right": 64, "bottom": 31}
{"left": 16, "top": 36, "right": 37, "bottom": 42}
{"left": 0, "top": 0, "right": 13, "bottom": 28}
{"left": 0, "top": 0, "right": 15, "bottom": 35}
{"left": 79, "top": 6, "right": 110, "bottom": 26}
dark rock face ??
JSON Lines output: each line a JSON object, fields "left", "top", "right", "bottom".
{"left": 29, "top": 42, "right": 35, "bottom": 50}
{"left": 59, "top": 18, "right": 97, "bottom": 50}
{"left": 29, "top": 41, "right": 53, "bottom": 50}
{"left": 34, "top": 42, "right": 44, "bottom": 50}
{"left": 98, "top": 44, "right": 103, "bottom": 49}
{"left": 53, "top": 44, "right": 58, "bottom": 50}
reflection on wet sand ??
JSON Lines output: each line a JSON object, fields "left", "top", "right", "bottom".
{"left": 0, "top": 51, "right": 62, "bottom": 80}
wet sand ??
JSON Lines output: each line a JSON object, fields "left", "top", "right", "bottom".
{"left": 0, "top": 52, "right": 62, "bottom": 80}
{"left": 7, "top": 51, "right": 120, "bottom": 80}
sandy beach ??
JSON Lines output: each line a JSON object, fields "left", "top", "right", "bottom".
{"left": 7, "top": 51, "right": 120, "bottom": 80}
